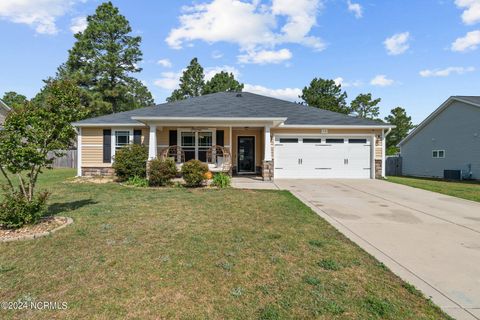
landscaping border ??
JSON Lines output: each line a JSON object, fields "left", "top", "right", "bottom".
{"left": 0, "top": 217, "right": 73, "bottom": 243}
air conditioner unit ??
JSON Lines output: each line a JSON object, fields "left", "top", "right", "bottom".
{"left": 443, "top": 170, "right": 462, "bottom": 180}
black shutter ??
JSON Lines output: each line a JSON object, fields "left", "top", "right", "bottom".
{"left": 169, "top": 130, "right": 177, "bottom": 146}
{"left": 103, "top": 129, "right": 111, "bottom": 163}
{"left": 133, "top": 129, "right": 142, "bottom": 144}
{"left": 216, "top": 130, "right": 224, "bottom": 146}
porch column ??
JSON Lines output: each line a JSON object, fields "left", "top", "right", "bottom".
{"left": 148, "top": 125, "right": 157, "bottom": 160}
{"left": 262, "top": 125, "right": 273, "bottom": 181}
{"left": 264, "top": 126, "right": 272, "bottom": 161}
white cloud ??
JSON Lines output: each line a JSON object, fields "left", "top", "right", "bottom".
{"left": 204, "top": 65, "right": 240, "bottom": 80}
{"left": 455, "top": 0, "right": 480, "bottom": 25}
{"left": 166, "top": 0, "right": 325, "bottom": 64}
{"left": 370, "top": 75, "right": 394, "bottom": 87}
{"left": 334, "top": 77, "right": 362, "bottom": 87}
{"left": 347, "top": 0, "right": 363, "bottom": 18}
{"left": 419, "top": 66, "right": 475, "bottom": 77}
{"left": 238, "top": 48, "right": 292, "bottom": 64}
{"left": 243, "top": 84, "right": 301, "bottom": 101}
{"left": 384, "top": 32, "right": 410, "bottom": 55}
{"left": 0, "top": 0, "right": 82, "bottom": 35}
{"left": 70, "top": 16, "right": 87, "bottom": 34}
{"left": 157, "top": 59, "right": 173, "bottom": 68}
{"left": 451, "top": 30, "right": 480, "bottom": 51}
{"left": 154, "top": 71, "right": 183, "bottom": 90}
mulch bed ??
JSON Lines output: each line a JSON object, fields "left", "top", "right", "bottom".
{"left": 0, "top": 216, "right": 71, "bottom": 242}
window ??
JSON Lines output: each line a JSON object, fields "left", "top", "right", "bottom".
{"left": 180, "top": 131, "right": 214, "bottom": 162}
{"left": 303, "top": 138, "right": 322, "bottom": 143}
{"left": 326, "top": 138, "right": 344, "bottom": 144}
{"left": 115, "top": 131, "right": 130, "bottom": 151}
{"left": 279, "top": 138, "right": 298, "bottom": 143}
{"left": 349, "top": 139, "right": 367, "bottom": 144}
{"left": 432, "top": 150, "right": 445, "bottom": 158}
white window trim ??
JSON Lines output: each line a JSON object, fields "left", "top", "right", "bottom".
{"left": 432, "top": 149, "right": 445, "bottom": 159}
{"left": 177, "top": 128, "right": 216, "bottom": 161}
{"left": 111, "top": 128, "right": 134, "bottom": 163}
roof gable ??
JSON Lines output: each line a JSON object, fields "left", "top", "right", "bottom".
{"left": 398, "top": 96, "right": 480, "bottom": 146}
{"left": 0, "top": 99, "right": 11, "bottom": 113}
{"left": 73, "top": 92, "right": 391, "bottom": 127}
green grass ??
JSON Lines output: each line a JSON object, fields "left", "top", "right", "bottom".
{"left": 0, "top": 169, "right": 451, "bottom": 319}
{"left": 387, "top": 175, "right": 480, "bottom": 202}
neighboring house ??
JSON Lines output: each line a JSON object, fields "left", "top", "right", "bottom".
{"left": 399, "top": 96, "right": 480, "bottom": 180}
{"left": 0, "top": 99, "right": 11, "bottom": 129}
{"left": 73, "top": 92, "right": 393, "bottom": 179}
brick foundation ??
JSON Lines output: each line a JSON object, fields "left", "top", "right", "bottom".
{"left": 262, "top": 160, "right": 274, "bottom": 181}
{"left": 375, "top": 160, "right": 382, "bottom": 179}
{"left": 82, "top": 167, "right": 115, "bottom": 177}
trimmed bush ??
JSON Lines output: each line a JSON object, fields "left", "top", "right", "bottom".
{"left": 212, "top": 173, "right": 231, "bottom": 188}
{"left": 148, "top": 158, "right": 177, "bottom": 187}
{"left": 181, "top": 160, "right": 208, "bottom": 187}
{"left": 112, "top": 144, "right": 148, "bottom": 181}
{"left": 0, "top": 191, "right": 49, "bottom": 229}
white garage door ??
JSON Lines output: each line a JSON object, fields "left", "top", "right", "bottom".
{"left": 274, "top": 136, "right": 372, "bottom": 179}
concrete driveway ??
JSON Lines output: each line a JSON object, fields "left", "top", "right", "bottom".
{"left": 274, "top": 179, "right": 480, "bottom": 320}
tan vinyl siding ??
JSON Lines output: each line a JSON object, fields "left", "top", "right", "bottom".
{"left": 82, "top": 128, "right": 104, "bottom": 145}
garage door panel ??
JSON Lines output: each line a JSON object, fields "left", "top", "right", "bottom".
{"left": 274, "top": 136, "right": 372, "bottom": 179}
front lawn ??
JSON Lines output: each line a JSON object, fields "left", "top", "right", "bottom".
{"left": 0, "top": 170, "right": 450, "bottom": 319}
{"left": 387, "top": 176, "right": 480, "bottom": 203}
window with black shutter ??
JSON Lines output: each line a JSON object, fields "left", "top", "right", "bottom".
{"left": 103, "top": 129, "right": 111, "bottom": 163}
{"left": 216, "top": 130, "right": 224, "bottom": 146}
{"left": 169, "top": 130, "right": 177, "bottom": 146}
{"left": 133, "top": 129, "right": 142, "bottom": 144}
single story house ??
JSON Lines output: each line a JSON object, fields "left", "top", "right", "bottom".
{"left": 0, "top": 99, "right": 11, "bottom": 130}
{"left": 399, "top": 96, "right": 480, "bottom": 180}
{"left": 73, "top": 92, "right": 393, "bottom": 180}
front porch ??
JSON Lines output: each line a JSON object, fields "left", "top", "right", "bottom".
{"left": 143, "top": 124, "right": 276, "bottom": 180}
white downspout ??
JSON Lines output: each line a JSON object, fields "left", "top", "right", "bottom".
{"left": 382, "top": 128, "right": 392, "bottom": 178}
{"left": 77, "top": 127, "right": 82, "bottom": 177}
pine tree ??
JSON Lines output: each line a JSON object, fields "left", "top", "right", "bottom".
{"left": 61, "top": 1, "right": 153, "bottom": 116}
{"left": 167, "top": 58, "right": 205, "bottom": 102}
{"left": 300, "top": 78, "right": 350, "bottom": 114}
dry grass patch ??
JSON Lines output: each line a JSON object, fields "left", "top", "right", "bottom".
{"left": 0, "top": 169, "right": 452, "bottom": 319}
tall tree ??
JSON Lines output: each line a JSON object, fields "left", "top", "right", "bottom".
{"left": 62, "top": 1, "right": 153, "bottom": 116}
{"left": 203, "top": 71, "right": 244, "bottom": 94}
{"left": 167, "top": 58, "right": 205, "bottom": 102}
{"left": 384, "top": 107, "right": 415, "bottom": 155}
{"left": 300, "top": 78, "right": 350, "bottom": 114}
{"left": 1, "top": 91, "right": 28, "bottom": 110}
{"left": 350, "top": 93, "right": 381, "bottom": 119}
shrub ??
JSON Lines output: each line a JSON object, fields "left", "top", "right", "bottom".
{"left": 181, "top": 160, "right": 208, "bottom": 187}
{"left": 125, "top": 176, "right": 149, "bottom": 188}
{"left": 0, "top": 191, "right": 49, "bottom": 229}
{"left": 148, "top": 158, "right": 177, "bottom": 186}
{"left": 211, "top": 172, "right": 231, "bottom": 188}
{"left": 112, "top": 144, "right": 148, "bottom": 181}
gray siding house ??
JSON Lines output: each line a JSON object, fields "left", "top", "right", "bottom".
{"left": 0, "top": 99, "right": 11, "bottom": 129}
{"left": 399, "top": 96, "right": 480, "bottom": 180}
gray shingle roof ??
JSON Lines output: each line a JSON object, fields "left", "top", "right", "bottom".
{"left": 74, "top": 92, "right": 388, "bottom": 126}
{"left": 454, "top": 96, "right": 480, "bottom": 106}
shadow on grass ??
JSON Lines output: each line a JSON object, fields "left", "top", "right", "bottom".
{"left": 48, "top": 199, "right": 97, "bottom": 215}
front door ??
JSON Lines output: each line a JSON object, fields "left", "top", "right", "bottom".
{"left": 238, "top": 136, "right": 255, "bottom": 173}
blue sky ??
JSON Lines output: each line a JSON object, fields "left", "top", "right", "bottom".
{"left": 1, "top": 0, "right": 479, "bottom": 123}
